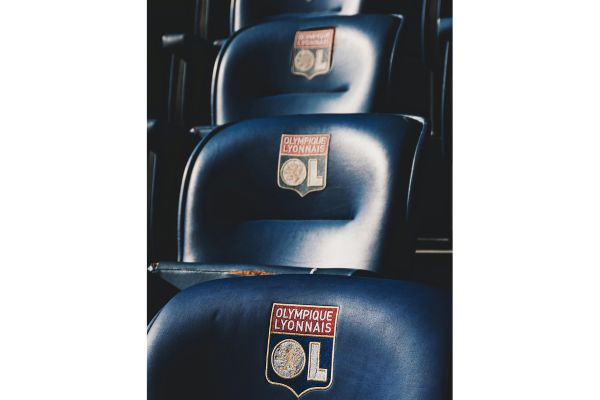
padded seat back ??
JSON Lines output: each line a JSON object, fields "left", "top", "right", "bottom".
{"left": 212, "top": 15, "right": 403, "bottom": 125}
{"left": 148, "top": 275, "right": 451, "bottom": 400}
{"left": 230, "top": 0, "right": 426, "bottom": 50}
{"left": 178, "top": 114, "right": 427, "bottom": 276}
{"left": 231, "top": 0, "right": 368, "bottom": 32}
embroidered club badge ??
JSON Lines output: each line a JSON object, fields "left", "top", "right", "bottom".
{"left": 277, "top": 134, "right": 330, "bottom": 197}
{"left": 266, "top": 303, "right": 340, "bottom": 398}
{"left": 291, "top": 28, "right": 335, "bottom": 79}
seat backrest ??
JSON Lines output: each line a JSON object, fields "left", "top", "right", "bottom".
{"left": 231, "top": 0, "right": 368, "bottom": 32}
{"left": 148, "top": 275, "right": 451, "bottom": 400}
{"left": 212, "top": 15, "right": 404, "bottom": 125}
{"left": 178, "top": 114, "right": 427, "bottom": 276}
{"left": 229, "top": 0, "right": 426, "bottom": 45}
{"left": 227, "top": 1, "right": 429, "bottom": 85}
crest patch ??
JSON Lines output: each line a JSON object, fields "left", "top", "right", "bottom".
{"left": 277, "top": 134, "right": 330, "bottom": 197}
{"left": 266, "top": 303, "right": 340, "bottom": 398}
{"left": 291, "top": 28, "right": 335, "bottom": 79}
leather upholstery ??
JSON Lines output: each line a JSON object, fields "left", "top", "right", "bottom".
{"left": 212, "top": 15, "right": 404, "bottom": 125}
{"left": 229, "top": 0, "right": 426, "bottom": 53}
{"left": 179, "top": 114, "right": 427, "bottom": 277}
{"left": 150, "top": 261, "right": 373, "bottom": 290}
{"left": 231, "top": 0, "right": 369, "bottom": 32}
{"left": 438, "top": 18, "right": 452, "bottom": 163}
{"left": 148, "top": 275, "right": 451, "bottom": 399}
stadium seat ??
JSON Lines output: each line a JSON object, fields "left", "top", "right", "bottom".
{"left": 158, "top": 0, "right": 437, "bottom": 131}
{"left": 150, "top": 14, "right": 416, "bottom": 262}
{"left": 148, "top": 113, "right": 428, "bottom": 290}
{"left": 229, "top": 0, "right": 426, "bottom": 61}
{"left": 169, "top": 9, "right": 430, "bottom": 130}
{"left": 148, "top": 275, "right": 451, "bottom": 399}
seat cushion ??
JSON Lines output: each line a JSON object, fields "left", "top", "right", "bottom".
{"left": 148, "top": 275, "right": 451, "bottom": 400}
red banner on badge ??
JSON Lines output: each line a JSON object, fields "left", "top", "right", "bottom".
{"left": 279, "top": 134, "right": 330, "bottom": 156}
{"left": 295, "top": 29, "right": 334, "bottom": 49}
{"left": 270, "top": 303, "right": 339, "bottom": 338}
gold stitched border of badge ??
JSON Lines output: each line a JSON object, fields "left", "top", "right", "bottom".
{"left": 264, "top": 302, "right": 340, "bottom": 399}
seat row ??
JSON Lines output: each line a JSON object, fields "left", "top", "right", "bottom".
{"left": 147, "top": 3, "right": 452, "bottom": 399}
{"left": 149, "top": 11, "right": 450, "bottom": 255}
{"left": 148, "top": 4, "right": 451, "bottom": 299}
{"left": 148, "top": 0, "right": 447, "bottom": 129}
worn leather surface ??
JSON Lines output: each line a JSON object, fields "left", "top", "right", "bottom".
{"left": 179, "top": 114, "right": 427, "bottom": 277}
{"left": 152, "top": 261, "right": 373, "bottom": 290}
{"left": 212, "top": 15, "right": 404, "bottom": 125}
{"left": 148, "top": 274, "right": 451, "bottom": 400}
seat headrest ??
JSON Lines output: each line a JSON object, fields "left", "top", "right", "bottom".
{"left": 229, "top": 0, "right": 426, "bottom": 42}
{"left": 212, "top": 15, "right": 404, "bottom": 125}
{"left": 148, "top": 275, "right": 451, "bottom": 400}
{"left": 231, "top": 0, "right": 369, "bottom": 32}
{"left": 178, "top": 114, "right": 427, "bottom": 275}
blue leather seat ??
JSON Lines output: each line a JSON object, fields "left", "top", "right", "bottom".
{"left": 148, "top": 275, "right": 451, "bottom": 399}
{"left": 150, "top": 14, "right": 412, "bottom": 263}
{"left": 177, "top": 114, "right": 427, "bottom": 278}
{"left": 229, "top": 1, "right": 426, "bottom": 52}
{"left": 212, "top": 14, "right": 404, "bottom": 125}
{"left": 160, "top": 0, "right": 429, "bottom": 126}
{"left": 166, "top": 2, "right": 431, "bottom": 129}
